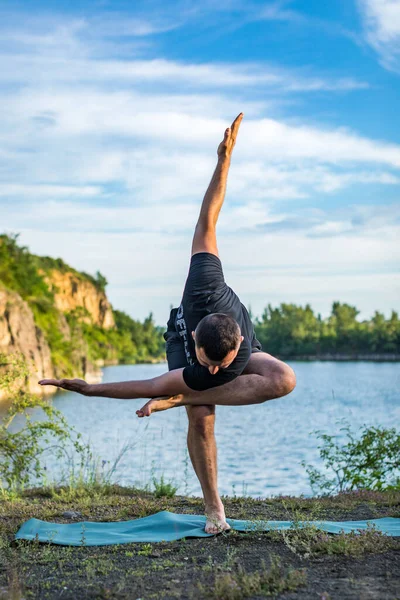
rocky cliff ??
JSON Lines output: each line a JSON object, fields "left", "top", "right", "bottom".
{"left": 0, "top": 268, "right": 116, "bottom": 396}
{"left": 43, "top": 270, "right": 115, "bottom": 329}
{"left": 0, "top": 287, "right": 54, "bottom": 396}
{"left": 0, "top": 234, "right": 165, "bottom": 398}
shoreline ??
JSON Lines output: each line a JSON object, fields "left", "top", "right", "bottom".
{"left": 104, "top": 355, "right": 400, "bottom": 364}
{"left": 283, "top": 353, "right": 400, "bottom": 362}
{"left": 1, "top": 356, "right": 397, "bottom": 404}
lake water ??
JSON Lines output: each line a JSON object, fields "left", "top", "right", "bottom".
{"left": 4, "top": 361, "right": 400, "bottom": 498}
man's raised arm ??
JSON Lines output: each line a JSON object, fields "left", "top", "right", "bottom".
{"left": 39, "top": 367, "right": 191, "bottom": 399}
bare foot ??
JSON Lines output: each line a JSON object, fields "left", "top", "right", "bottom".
{"left": 217, "top": 112, "right": 243, "bottom": 159}
{"left": 205, "top": 503, "right": 231, "bottom": 534}
{"left": 136, "top": 398, "right": 157, "bottom": 418}
{"left": 136, "top": 395, "right": 183, "bottom": 418}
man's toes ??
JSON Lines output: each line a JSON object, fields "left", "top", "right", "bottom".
{"left": 205, "top": 525, "right": 219, "bottom": 534}
{"left": 136, "top": 402, "right": 151, "bottom": 417}
{"left": 205, "top": 520, "right": 230, "bottom": 534}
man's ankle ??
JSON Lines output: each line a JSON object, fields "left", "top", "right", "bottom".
{"left": 205, "top": 498, "right": 224, "bottom": 510}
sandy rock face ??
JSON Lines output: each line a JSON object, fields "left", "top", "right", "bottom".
{"left": 0, "top": 288, "right": 54, "bottom": 396}
{"left": 44, "top": 271, "right": 115, "bottom": 329}
{"left": 0, "top": 268, "right": 111, "bottom": 397}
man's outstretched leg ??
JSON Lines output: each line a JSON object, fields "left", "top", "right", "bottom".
{"left": 190, "top": 112, "right": 243, "bottom": 259}
{"left": 185, "top": 405, "right": 230, "bottom": 533}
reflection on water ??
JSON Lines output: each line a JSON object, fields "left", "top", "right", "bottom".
{"left": 4, "top": 362, "right": 400, "bottom": 498}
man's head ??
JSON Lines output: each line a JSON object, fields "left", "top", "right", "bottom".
{"left": 192, "top": 313, "right": 244, "bottom": 374}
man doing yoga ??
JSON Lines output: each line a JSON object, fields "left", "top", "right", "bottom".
{"left": 40, "top": 113, "right": 296, "bottom": 533}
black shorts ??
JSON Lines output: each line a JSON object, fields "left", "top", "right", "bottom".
{"left": 164, "top": 307, "right": 187, "bottom": 371}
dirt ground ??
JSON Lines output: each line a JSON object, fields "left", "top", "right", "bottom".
{"left": 1, "top": 487, "right": 399, "bottom": 599}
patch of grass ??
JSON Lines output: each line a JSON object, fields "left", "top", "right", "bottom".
{"left": 80, "top": 555, "right": 114, "bottom": 580}
{"left": 1, "top": 568, "right": 24, "bottom": 600}
{"left": 266, "top": 488, "right": 400, "bottom": 515}
{"left": 245, "top": 498, "right": 399, "bottom": 559}
{"left": 199, "top": 555, "right": 307, "bottom": 599}
{"left": 269, "top": 524, "right": 319, "bottom": 559}
{"left": 152, "top": 475, "right": 178, "bottom": 498}
{"left": 220, "top": 547, "right": 239, "bottom": 571}
{"left": 137, "top": 543, "right": 152, "bottom": 556}
{"left": 267, "top": 519, "right": 397, "bottom": 559}
{"left": 311, "top": 523, "right": 397, "bottom": 557}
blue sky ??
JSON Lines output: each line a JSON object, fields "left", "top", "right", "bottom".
{"left": 0, "top": 0, "right": 399, "bottom": 323}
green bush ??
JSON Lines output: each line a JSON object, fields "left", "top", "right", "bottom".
{"left": 0, "top": 233, "right": 53, "bottom": 303}
{"left": 0, "top": 353, "right": 87, "bottom": 494}
{"left": 302, "top": 419, "right": 400, "bottom": 494}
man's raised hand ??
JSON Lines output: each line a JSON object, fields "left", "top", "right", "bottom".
{"left": 217, "top": 113, "right": 243, "bottom": 159}
{"left": 39, "top": 378, "right": 91, "bottom": 395}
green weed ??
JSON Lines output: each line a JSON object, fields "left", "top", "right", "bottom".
{"left": 199, "top": 555, "right": 306, "bottom": 599}
{"left": 152, "top": 475, "right": 178, "bottom": 498}
{"left": 137, "top": 543, "right": 153, "bottom": 556}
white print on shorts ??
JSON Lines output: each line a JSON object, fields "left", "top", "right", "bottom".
{"left": 176, "top": 304, "right": 193, "bottom": 365}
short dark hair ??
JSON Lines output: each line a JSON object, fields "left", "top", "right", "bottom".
{"left": 195, "top": 313, "right": 241, "bottom": 361}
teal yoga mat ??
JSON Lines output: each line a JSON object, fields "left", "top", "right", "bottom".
{"left": 15, "top": 511, "right": 400, "bottom": 546}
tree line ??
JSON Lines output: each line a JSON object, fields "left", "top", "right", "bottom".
{"left": 253, "top": 303, "right": 400, "bottom": 358}
{"left": 2, "top": 233, "right": 398, "bottom": 363}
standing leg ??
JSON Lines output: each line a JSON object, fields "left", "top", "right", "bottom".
{"left": 185, "top": 405, "right": 230, "bottom": 533}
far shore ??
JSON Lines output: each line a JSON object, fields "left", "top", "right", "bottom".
{"left": 1, "top": 354, "right": 398, "bottom": 405}
{"left": 106, "top": 354, "right": 400, "bottom": 364}
{"left": 283, "top": 353, "right": 400, "bottom": 362}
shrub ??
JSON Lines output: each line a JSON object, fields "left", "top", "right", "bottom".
{"left": 302, "top": 419, "right": 400, "bottom": 494}
{"left": 0, "top": 353, "right": 86, "bottom": 494}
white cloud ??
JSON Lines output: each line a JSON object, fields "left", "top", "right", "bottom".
{"left": 0, "top": 184, "right": 102, "bottom": 198}
{"left": 229, "top": 164, "right": 399, "bottom": 201}
{"left": 257, "top": 1, "right": 302, "bottom": 23}
{"left": 0, "top": 52, "right": 369, "bottom": 92}
{"left": 0, "top": 7, "right": 369, "bottom": 92}
{"left": 9, "top": 222, "right": 400, "bottom": 322}
{"left": 358, "top": 0, "right": 400, "bottom": 71}
{"left": 88, "top": 14, "right": 182, "bottom": 37}
{"left": 0, "top": 9, "right": 399, "bottom": 322}
{"left": 3, "top": 88, "right": 400, "bottom": 185}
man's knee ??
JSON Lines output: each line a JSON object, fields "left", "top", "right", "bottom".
{"left": 281, "top": 364, "right": 296, "bottom": 395}
{"left": 246, "top": 354, "right": 296, "bottom": 397}
{"left": 269, "top": 363, "right": 296, "bottom": 398}
{"left": 186, "top": 405, "right": 215, "bottom": 436}
{"left": 252, "top": 362, "right": 296, "bottom": 401}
